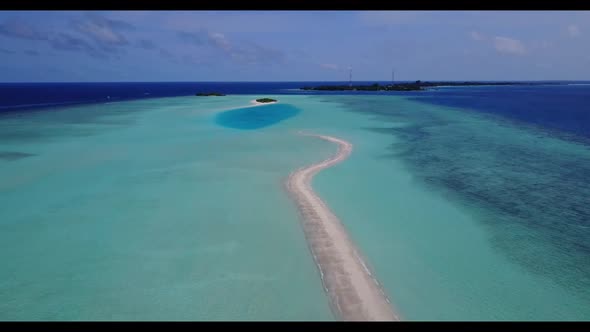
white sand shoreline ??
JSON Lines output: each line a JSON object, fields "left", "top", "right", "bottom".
{"left": 285, "top": 132, "right": 399, "bottom": 321}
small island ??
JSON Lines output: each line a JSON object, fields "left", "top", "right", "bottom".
{"left": 196, "top": 92, "right": 226, "bottom": 96}
{"left": 301, "top": 81, "right": 558, "bottom": 92}
{"left": 255, "top": 98, "right": 277, "bottom": 103}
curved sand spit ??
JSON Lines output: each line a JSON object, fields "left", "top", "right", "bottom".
{"left": 285, "top": 132, "right": 400, "bottom": 321}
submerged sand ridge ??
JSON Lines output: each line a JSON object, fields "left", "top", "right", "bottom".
{"left": 285, "top": 132, "right": 399, "bottom": 321}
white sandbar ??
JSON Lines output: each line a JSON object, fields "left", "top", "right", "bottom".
{"left": 285, "top": 132, "right": 399, "bottom": 321}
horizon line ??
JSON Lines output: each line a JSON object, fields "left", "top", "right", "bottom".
{"left": 1, "top": 79, "right": 588, "bottom": 84}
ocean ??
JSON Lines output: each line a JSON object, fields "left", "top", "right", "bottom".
{"left": 0, "top": 82, "right": 589, "bottom": 320}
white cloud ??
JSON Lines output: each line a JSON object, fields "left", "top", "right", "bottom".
{"left": 320, "top": 63, "right": 339, "bottom": 70}
{"left": 74, "top": 16, "right": 131, "bottom": 46}
{"left": 470, "top": 31, "right": 485, "bottom": 41}
{"left": 85, "top": 24, "right": 123, "bottom": 44}
{"left": 208, "top": 32, "right": 232, "bottom": 51}
{"left": 568, "top": 24, "right": 580, "bottom": 37}
{"left": 177, "top": 29, "right": 284, "bottom": 66}
{"left": 494, "top": 36, "right": 526, "bottom": 55}
{"left": 0, "top": 19, "right": 48, "bottom": 40}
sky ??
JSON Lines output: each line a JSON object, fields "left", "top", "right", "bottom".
{"left": 0, "top": 10, "right": 589, "bottom": 82}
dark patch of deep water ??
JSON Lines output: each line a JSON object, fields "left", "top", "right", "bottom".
{"left": 406, "top": 85, "right": 590, "bottom": 141}
{"left": 0, "top": 151, "right": 36, "bottom": 161}
{"left": 215, "top": 103, "right": 300, "bottom": 129}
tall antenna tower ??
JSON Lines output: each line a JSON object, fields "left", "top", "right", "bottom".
{"left": 348, "top": 66, "right": 352, "bottom": 87}
{"left": 392, "top": 68, "right": 395, "bottom": 84}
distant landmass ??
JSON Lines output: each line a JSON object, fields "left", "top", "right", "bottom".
{"left": 301, "top": 81, "right": 560, "bottom": 92}
{"left": 255, "top": 98, "right": 277, "bottom": 103}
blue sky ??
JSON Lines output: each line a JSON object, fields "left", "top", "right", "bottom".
{"left": 0, "top": 11, "right": 589, "bottom": 82}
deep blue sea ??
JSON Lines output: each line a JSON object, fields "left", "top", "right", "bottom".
{"left": 0, "top": 81, "right": 359, "bottom": 111}
{"left": 406, "top": 84, "right": 590, "bottom": 141}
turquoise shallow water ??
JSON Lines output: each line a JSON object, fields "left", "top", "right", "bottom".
{"left": 0, "top": 96, "right": 334, "bottom": 320}
{"left": 1, "top": 94, "right": 589, "bottom": 320}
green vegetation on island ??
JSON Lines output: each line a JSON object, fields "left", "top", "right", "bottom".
{"left": 301, "top": 81, "right": 555, "bottom": 92}
{"left": 196, "top": 92, "right": 226, "bottom": 96}
{"left": 256, "top": 98, "right": 277, "bottom": 103}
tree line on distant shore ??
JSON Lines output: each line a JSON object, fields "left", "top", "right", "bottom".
{"left": 301, "top": 81, "right": 551, "bottom": 92}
